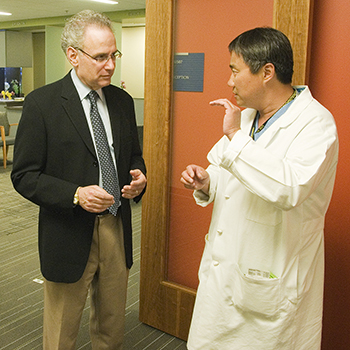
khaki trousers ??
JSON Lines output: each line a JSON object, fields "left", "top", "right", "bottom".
{"left": 43, "top": 213, "right": 129, "bottom": 350}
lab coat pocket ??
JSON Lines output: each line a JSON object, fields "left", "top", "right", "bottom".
{"left": 231, "top": 263, "right": 282, "bottom": 317}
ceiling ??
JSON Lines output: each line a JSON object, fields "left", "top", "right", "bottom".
{"left": 0, "top": 0, "right": 145, "bottom": 22}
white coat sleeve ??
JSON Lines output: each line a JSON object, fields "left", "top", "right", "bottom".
{"left": 219, "top": 108, "right": 338, "bottom": 210}
{"left": 193, "top": 136, "right": 233, "bottom": 207}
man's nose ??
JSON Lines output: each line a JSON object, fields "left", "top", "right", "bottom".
{"left": 227, "top": 73, "right": 234, "bottom": 87}
{"left": 105, "top": 57, "right": 116, "bottom": 70}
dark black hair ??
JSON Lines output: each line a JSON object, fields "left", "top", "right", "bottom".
{"left": 228, "top": 27, "right": 294, "bottom": 84}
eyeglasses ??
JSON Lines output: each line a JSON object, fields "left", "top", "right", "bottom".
{"left": 76, "top": 47, "right": 122, "bottom": 64}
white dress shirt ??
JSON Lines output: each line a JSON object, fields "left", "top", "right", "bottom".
{"left": 70, "top": 69, "right": 117, "bottom": 187}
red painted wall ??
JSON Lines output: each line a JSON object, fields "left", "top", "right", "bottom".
{"left": 308, "top": 1, "right": 350, "bottom": 349}
{"left": 167, "top": 0, "right": 274, "bottom": 289}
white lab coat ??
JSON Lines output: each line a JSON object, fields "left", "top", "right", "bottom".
{"left": 187, "top": 87, "right": 338, "bottom": 350}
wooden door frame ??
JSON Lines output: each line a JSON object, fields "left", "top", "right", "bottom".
{"left": 140, "top": 0, "right": 314, "bottom": 340}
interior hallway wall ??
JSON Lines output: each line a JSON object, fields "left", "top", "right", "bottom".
{"left": 308, "top": 1, "right": 350, "bottom": 349}
{"left": 33, "top": 32, "right": 45, "bottom": 90}
{"left": 45, "top": 26, "right": 67, "bottom": 85}
{"left": 121, "top": 26, "right": 145, "bottom": 99}
{"left": 121, "top": 25, "right": 145, "bottom": 126}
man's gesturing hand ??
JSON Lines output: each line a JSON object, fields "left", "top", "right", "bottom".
{"left": 180, "top": 164, "right": 210, "bottom": 195}
{"left": 210, "top": 98, "right": 241, "bottom": 140}
{"left": 77, "top": 185, "right": 115, "bottom": 213}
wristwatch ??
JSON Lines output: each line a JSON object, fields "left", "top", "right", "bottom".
{"left": 73, "top": 187, "right": 80, "bottom": 206}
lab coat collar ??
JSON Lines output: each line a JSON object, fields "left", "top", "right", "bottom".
{"left": 241, "top": 86, "right": 313, "bottom": 138}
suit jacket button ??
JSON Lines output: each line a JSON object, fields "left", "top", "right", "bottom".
{"left": 93, "top": 161, "right": 98, "bottom": 167}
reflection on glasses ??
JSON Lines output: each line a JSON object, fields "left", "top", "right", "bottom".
{"left": 76, "top": 47, "right": 122, "bottom": 63}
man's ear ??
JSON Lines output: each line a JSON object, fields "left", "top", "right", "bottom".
{"left": 66, "top": 47, "right": 78, "bottom": 67}
{"left": 263, "top": 63, "right": 275, "bottom": 82}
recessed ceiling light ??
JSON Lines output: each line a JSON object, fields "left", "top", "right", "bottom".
{"left": 0, "top": 12, "right": 12, "bottom": 16}
{"left": 91, "top": 0, "right": 119, "bottom": 4}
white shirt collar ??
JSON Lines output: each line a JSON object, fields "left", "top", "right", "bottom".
{"left": 70, "top": 69, "right": 103, "bottom": 101}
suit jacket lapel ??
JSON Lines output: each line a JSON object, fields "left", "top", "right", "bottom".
{"left": 60, "top": 74, "right": 96, "bottom": 157}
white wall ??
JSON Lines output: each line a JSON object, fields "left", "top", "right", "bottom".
{"left": 121, "top": 26, "right": 145, "bottom": 99}
{"left": 110, "top": 22, "right": 122, "bottom": 89}
{"left": 45, "top": 26, "right": 67, "bottom": 84}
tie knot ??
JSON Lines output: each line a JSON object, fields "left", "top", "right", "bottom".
{"left": 88, "top": 90, "right": 99, "bottom": 103}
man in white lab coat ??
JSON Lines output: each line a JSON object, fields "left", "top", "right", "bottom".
{"left": 181, "top": 27, "right": 338, "bottom": 350}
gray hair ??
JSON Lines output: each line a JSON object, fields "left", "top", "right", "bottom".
{"left": 61, "top": 9, "right": 113, "bottom": 53}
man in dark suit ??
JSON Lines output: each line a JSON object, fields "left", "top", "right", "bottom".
{"left": 11, "top": 10, "right": 146, "bottom": 350}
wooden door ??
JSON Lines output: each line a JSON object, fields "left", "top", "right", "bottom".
{"left": 140, "top": 0, "right": 314, "bottom": 340}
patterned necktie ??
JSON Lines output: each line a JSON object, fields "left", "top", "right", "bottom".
{"left": 87, "top": 90, "right": 120, "bottom": 215}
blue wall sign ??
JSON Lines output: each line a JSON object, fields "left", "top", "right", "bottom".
{"left": 173, "top": 53, "right": 204, "bottom": 92}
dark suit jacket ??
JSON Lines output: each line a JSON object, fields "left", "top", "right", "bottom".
{"left": 11, "top": 72, "right": 146, "bottom": 283}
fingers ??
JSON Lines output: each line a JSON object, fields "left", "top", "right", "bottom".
{"left": 121, "top": 184, "right": 142, "bottom": 199}
{"left": 121, "top": 169, "right": 147, "bottom": 199}
{"left": 130, "top": 169, "right": 141, "bottom": 180}
{"left": 78, "top": 185, "right": 115, "bottom": 213}
{"left": 180, "top": 165, "right": 209, "bottom": 191}
{"left": 195, "top": 166, "right": 207, "bottom": 181}
{"left": 209, "top": 98, "right": 235, "bottom": 108}
{"left": 79, "top": 185, "right": 113, "bottom": 202}
{"left": 180, "top": 165, "right": 196, "bottom": 187}
{"left": 210, "top": 98, "right": 241, "bottom": 139}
